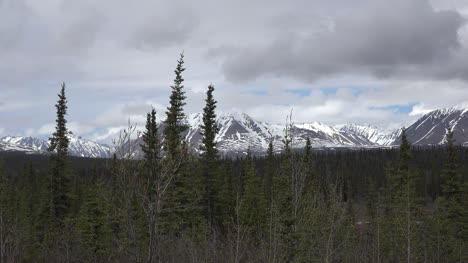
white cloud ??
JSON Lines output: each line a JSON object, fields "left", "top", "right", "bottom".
{"left": 2, "top": 0, "right": 468, "bottom": 140}
{"left": 409, "top": 103, "right": 434, "bottom": 116}
{"left": 37, "top": 123, "right": 55, "bottom": 136}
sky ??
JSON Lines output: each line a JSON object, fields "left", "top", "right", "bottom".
{"left": 1, "top": 0, "right": 468, "bottom": 143}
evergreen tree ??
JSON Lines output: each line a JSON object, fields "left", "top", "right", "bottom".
{"left": 382, "top": 128, "right": 425, "bottom": 262}
{"left": 304, "top": 137, "right": 312, "bottom": 159}
{"left": 141, "top": 108, "right": 161, "bottom": 182}
{"left": 441, "top": 126, "right": 464, "bottom": 232}
{"left": 140, "top": 108, "right": 165, "bottom": 262}
{"left": 199, "top": 84, "right": 219, "bottom": 161}
{"left": 48, "top": 83, "right": 70, "bottom": 158}
{"left": 163, "top": 53, "right": 189, "bottom": 160}
{"left": 39, "top": 83, "right": 72, "bottom": 237}
{"left": 159, "top": 54, "right": 203, "bottom": 237}
{"left": 199, "top": 84, "right": 220, "bottom": 228}
{"left": 47, "top": 83, "right": 71, "bottom": 221}
{"left": 0, "top": 160, "right": 19, "bottom": 262}
{"left": 77, "top": 178, "right": 112, "bottom": 260}
{"left": 434, "top": 126, "right": 467, "bottom": 261}
{"left": 19, "top": 161, "right": 39, "bottom": 259}
{"left": 273, "top": 116, "right": 295, "bottom": 261}
{"left": 240, "top": 153, "right": 267, "bottom": 238}
{"left": 303, "top": 137, "right": 317, "bottom": 191}
{"left": 264, "top": 140, "right": 275, "bottom": 207}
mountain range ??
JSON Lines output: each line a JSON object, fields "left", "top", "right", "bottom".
{"left": 1, "top": 105, "right": 468, "bottom": 158}
{"left": 0, "top": 134, "right": 114, "bottom": 158}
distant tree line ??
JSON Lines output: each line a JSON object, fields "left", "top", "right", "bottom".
{"left": 0, "top": 54, "right": 466, "bottom": 262}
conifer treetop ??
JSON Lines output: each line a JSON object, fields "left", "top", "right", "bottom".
{"left": 200, "top": 84, "right": 219, "bottom": 159}
{"left": 164, "top": 53, "right": 189, "bottom": 158}
{"left": 48, "top": 82, "right": 70, "bottom": 158}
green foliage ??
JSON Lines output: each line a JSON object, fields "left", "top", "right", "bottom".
{"left": 381, "top": 128, "right": 426, "bottom": 262}
{"left": 199, "top": 84, "right": 222, "bottom": 229}
{"left": 441, "top": 127, "right": 465, "bottom": 236}
{"left": 163, "top": 53, "right": 189, "bottom": 160}
{"left": 199, "top": 84, "right": 219, "bottom": 160}
{"left": 430, "top": 126, "right": 467, "bottom": 261}
{"left": 45, "top": 83, "right": 72, "bottom": 222}
{"left": 264, "top": 140, "right": 275, "bottom": 207}
{"left": 48, "top": 83, "right": 70, "bottom": 158}
{"left": 240, "top": 153, "right": 267, "bottom": 237}
{"left": 141, "top": 107, "right": 161, "bottom": 187}
{"left": 77, "top": 178, "right": 112, "bottom": 258}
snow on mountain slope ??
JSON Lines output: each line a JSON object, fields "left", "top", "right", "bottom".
{"left": 1, "top": 136, "right": 50, "bottom": 151}
{"left": 396, "top": 104, "right": 468, "bottom": 146}
{"left": 335, "top": 124, "right": 400, "bottom": 146}
{"left": 67, "top": 135, "right": 114, "bottom": 158}
{"left": 0, "top": 134, "right": 114, "bottom": 158}
{"left": 5, "top": 105, "right": 468, "bottom": 157}
{"left": 186, "top": 111, "right": 276, "bottom": 153}
{"left": 184, "top": 112, "right": 381, "bottom": 154}
{"left": 0, "top": 141, "right": 44, "bottom": 154}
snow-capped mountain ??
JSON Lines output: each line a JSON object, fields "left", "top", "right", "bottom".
{"left": 3, "top": 105, "right": 468, "bottom": 158}
{"left": 185, "top": 112, "right": 276, "bottom": 153}
{"left": 0, "top": 140, "right": 45, "bottom": 155}
{"left": 0, "top": 134, "right": 114, "bottom": 158}
{"left": 334, "top": 124, "right": 401, "bottom": 146}
{"left": 1, "top": 136, "right": 50, "bottom": 152}
{"left": 396, "top": 104, "right": 468, "bottom": 146}
{"left": 184, "top": 112, "right": 386, "bottom": 155}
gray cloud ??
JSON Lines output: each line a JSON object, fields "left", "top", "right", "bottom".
{"left": 1, "top": 0, "right": 468, "bottom": 140}
{"left": 0, "top": 0, "right": 31, "bottom": 50}
{"left": 219, "top": 0, "right": 467, "bottom": 82}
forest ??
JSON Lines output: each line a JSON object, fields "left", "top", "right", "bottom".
{"left": 0, "top": 54, "right": 466, "bottom": 262}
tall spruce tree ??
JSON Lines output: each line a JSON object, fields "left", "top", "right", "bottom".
{"left": 141, "top": 108, "right": 161, "bottom": 181}
{"left": 160, "top": 53, "right": 202, "bottom": 237}
{"left": 163, "top": 53, "right": 189, "bottom": 160}
{"left": 199, "top": 84, "right": 219, "bottom": 160}
{"left": 199, "top": 84, "right": 220, "bottom": 228}
{"left": 140, "top": 108, "right": 164, "bottom": 262}
{"left": 46, "top": 83, "right": 71, "bottom": 222}
{"left": 441, "top": 126, "right": 464, "bottom": 228}
{"left": 274, "top": 115, "right": 295, "bottom": 261}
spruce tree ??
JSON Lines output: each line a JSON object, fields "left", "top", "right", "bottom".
{"left": 33, "top": 83, "right": 74, "bottom": 260}
{"left": 240, "top": 153, "right": 267, "bottom": 238}
{"left": 140, "top": 108, "right": 164, "bottom": 262}
{"left": 264, "top": 140, "right": 275, "bottom": 207}
{"left": 441, "top": 126, "right": 464, "bottom": 228}
{"left": 160, "top": 54, "right": 202, "bottom": 236}
{"left": 382, "top": 128, "right": 425, "bottom": 262}
{"left": 199, "top": 84, "right": 219, "bottom": 160}
{"left": 77, "top": 178, "right": 112, "bottom": 260}
{"left": 303, "top": 137, "right": 316, "bottom": 190}
{"left": 199, "top": 84, "right": 220, "bottom": 228}
{"left": 141, "top": 108, "right": 161, "bottom": 182}
{"left": 273, "top": 116, "right": 295, "bottom": 261}
{"left": 48, "top": 83, "right": 70, "bottom": 158}
{"left": 435, "top": 126, "right": 467, "bottom": 260}
{"left": 45, "top": 83, "right": 72, "bottom": 224}
{"left": 163, "top": 53, "right": 189, "bottom": 160}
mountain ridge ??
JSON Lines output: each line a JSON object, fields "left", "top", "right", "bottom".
{"left": 2, "top": 105, "right": 468, "bottom": 158}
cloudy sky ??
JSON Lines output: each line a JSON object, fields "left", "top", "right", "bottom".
{"left": 1, "top": 0, "right": 468, "bottom": 143}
